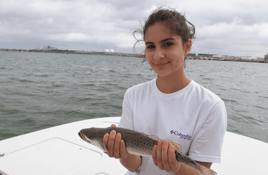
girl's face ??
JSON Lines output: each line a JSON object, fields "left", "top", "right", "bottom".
{"left": 144, "top": 22, "right": 192, "bottom": 79}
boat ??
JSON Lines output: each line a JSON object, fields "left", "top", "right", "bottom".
{"left": 0, "top": 117, "right": 267, "bottom": 175}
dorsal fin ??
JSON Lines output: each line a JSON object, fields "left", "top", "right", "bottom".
{"left": 148, "top": 135, "right": 160, "bottom": 141}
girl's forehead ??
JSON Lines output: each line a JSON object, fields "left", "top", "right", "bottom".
{"left": 145, "top": 24, "right": 172, "bottom": 39}
{"left": 146, "top": 23, "right": 170, "bottom": 33}
{"left": 145, "top": 24, "right": 182, "bottom": 42}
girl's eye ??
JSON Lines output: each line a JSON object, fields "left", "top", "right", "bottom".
{"left": 147, "top": 45, "right": 155, "bottom": 49}
{"left": 164, "top": 42, "right": 173, "bottom": 47}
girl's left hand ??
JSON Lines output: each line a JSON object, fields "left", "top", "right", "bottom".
{"left": 152, "top": 140, "right": 181, "bottom": 173}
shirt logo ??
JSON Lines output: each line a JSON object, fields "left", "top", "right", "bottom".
{"left": 170, "top": 130, "right": 192, "bottom": 140}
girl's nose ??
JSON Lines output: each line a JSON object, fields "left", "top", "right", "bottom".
{"left": 153, "top": 49, "right": 165, "bottom": 60}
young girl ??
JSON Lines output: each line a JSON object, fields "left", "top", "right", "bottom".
{"left": 103, "top": 8, "right": 227, "bottom": 175}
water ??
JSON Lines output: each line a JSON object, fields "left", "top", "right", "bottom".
{"left": 0, "top": 51, "right": 268, "bottom": 143}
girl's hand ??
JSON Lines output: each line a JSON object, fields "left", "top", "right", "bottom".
{"left": 102, "top": 124, "right": 130, "bottom": 159}
{"left": 152, "top": 140, "right": 181, "bottom": 173}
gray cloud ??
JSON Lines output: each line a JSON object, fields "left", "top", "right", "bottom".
{"left": 0, "top": 0, "right": 267, "bottom": 57}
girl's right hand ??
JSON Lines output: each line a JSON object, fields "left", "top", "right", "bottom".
{"left": 102, "top": 124, "right": 130, "bottom": 159}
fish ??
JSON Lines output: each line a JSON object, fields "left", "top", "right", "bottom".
{"left": 78, "top": 127, "right": 217, "bottom": 175}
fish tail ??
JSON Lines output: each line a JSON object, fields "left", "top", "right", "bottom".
{"left": 196, "top": 163, "right": 217, "bottom": 175}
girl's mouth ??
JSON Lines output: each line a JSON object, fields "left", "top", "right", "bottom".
{"left": 155, "top": 61, "right": 170, "bottom": 69}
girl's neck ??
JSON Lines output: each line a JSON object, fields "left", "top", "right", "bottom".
{"left": 156, "top": 74, "right": 190, "bottom": 94}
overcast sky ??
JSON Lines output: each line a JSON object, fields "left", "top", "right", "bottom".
{"left": 1, "top": 0, "right": 267, "bottom": 57}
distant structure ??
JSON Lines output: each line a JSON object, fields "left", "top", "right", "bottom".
{"left": 198, "top": 53, "right": 213, "bottom": 57}
{"left": 187, "top": 53, "right": 196, "bottom": 57}
{"left": 43, "top": 45, "right": 58, "bottom": 51}
{"left": 212, "top": 54, "right": 222, "bottom": 58}
{"left": 35, "top": 44, "right": 40, "bottom": 50}
{"left": 265, "top": 53, "right": 268, "bottom": 63}
{"left": 241, "top": 56, "right": 252, "bottom": 60}
{"left": 103, "top": 49, "right": 115, "bottom": 53}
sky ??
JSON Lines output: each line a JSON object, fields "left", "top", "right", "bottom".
{"left": 0, "top": 0, "right": 268, "bottom": 58}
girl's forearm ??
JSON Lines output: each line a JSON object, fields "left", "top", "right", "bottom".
{"left": 120, "top": 154, "right": 142, "bottom": 172}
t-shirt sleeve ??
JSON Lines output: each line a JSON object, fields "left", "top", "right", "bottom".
{"left": 119, "top": 88, "right": 134, "bottom": 130}
{"left": 188, "top": 100, "right": 227, "bottom": 163}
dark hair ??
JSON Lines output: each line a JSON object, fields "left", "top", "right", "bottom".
{"left": 133, "top": 8, "right": 196, "bottom": 64}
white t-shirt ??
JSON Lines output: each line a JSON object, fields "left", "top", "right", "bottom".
{"left": 119, "top": 79, "right": 227, "bottom": 175}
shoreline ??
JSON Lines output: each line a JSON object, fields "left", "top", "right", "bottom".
{"left": 0, "top": 48, "right": 267, "bottom": 63}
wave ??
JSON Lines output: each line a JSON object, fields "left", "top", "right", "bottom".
{"left": 9, "top": 77, "right": 37, "bottom": 83}
{"left": 34, "top": 74, "right": 51, "bottom": 77}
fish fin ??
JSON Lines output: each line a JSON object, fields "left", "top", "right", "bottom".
{"left": 148, "top": 135, "right": 160, "bottom": 141}
{"left": 196, "top": 163, "right": 217, "bottom": 175}
{"left": 100, "top": 140, "right": 108, "bottom": 152}
{"left": 169, "top": 140, "right": 182, "bottom": 153}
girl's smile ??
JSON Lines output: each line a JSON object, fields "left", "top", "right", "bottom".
{"left": 154, "top": 61, "right": 170, "bottom": 69}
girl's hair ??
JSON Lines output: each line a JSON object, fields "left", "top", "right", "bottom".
{"left": 133, "top": 8, "right": 196, "bottom": 64}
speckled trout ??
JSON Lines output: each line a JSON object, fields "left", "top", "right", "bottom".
{"left": 78, "top": 127, "right": 217, "bottom": 175}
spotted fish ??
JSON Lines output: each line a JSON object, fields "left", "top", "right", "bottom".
{"left": 78, "top": 127, "right": 217, "bottom": 175}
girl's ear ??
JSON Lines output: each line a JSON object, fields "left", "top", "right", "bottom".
{"left": 184, "top": 39, "right": 192, "bottom": 57}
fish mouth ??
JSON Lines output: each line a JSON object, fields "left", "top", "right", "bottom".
{"left": 78, "top": 132, "right": 91, "bottom": 143}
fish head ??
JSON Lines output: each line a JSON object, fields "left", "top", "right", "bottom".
{"left": 78, "top": 128, "right": 94, "bottom": 144}
{"left": 78, "top": 128, "right": 107, "bottom": 151}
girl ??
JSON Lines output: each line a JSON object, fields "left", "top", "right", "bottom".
{"left": 103, "top": 8, "right": 227, "bottom": 175}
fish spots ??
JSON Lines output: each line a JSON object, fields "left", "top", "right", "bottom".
{"left": 0, "top": 154, "right": 4, "bottom": 157}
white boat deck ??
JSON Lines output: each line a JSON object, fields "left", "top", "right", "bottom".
{"left": 0, "top": 117, "right": 267, "bottom": 175}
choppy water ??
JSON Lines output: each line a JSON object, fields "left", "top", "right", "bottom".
{"left": 0, "top": 51, "right": 268, "bottom": 143}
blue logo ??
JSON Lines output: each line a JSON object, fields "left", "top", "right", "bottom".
{"left": 170, "top": 130, "right": 191, "bottom": 140}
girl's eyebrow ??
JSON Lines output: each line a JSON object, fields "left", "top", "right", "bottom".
{"left": 145, "top": 38, "right": 175, "bottom": 45}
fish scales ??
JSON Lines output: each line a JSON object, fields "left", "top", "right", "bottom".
{"left": 79, "top": 127, "right": 217, "bottom": 175}
{"left": 80, "top": 127, "right": 158, "bottom": 156}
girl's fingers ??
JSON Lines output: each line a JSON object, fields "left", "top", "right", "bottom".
{"left": 102, "top": 133, "right": 109, "bottom": 148}
{"left": 162, "top": 141, "right": 171, "bottom": 172}
{"left": 152, "top": 145, "right": 158, "bottom": 166}
{"left": 157, "top": 140, "right": 164, "bottom": 170}
{"left": 168, "top": 143, "right": 180, "bottom": 172}
{"left": 120, "top": 140, "right": 129, "bottom": 159}
{"left": 153, "top": 141, "right": 180, "bottom": 173}
{"left": 107, "top": 130, "right": 116, "bottom": 157}
{"left": 102, "top": 126, "right": 128, "bottom": 159}
{"left": 113, "top": 133, "right": 121, "bottom": 158}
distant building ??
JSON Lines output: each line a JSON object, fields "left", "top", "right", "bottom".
{"left": 256, "top": 57, "right": 264, "bottom": 62}
{"left": 42, "top": 45, "right": 58, "bottom": 51}
{"left": 187, "top": 53, "right": 196, "bottom": 57}
{"left": 198, "top": 53, "right": 213, "bottom": 57}
{"left": 212, "top": 54, "right": 222, "bottom": 58}
{"left": 265, "top": 54, "right": 268, "bottom": 63}
{"left": 241, "top": 56, "right": 252, "bottom": 60}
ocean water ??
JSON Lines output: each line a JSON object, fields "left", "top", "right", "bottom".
{"left": 0, "top": 51, "right": 267, "bottom": 143}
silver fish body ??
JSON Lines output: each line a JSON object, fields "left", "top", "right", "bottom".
{"left": 78, "top": 127, "right": 217, "bottom": 175}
